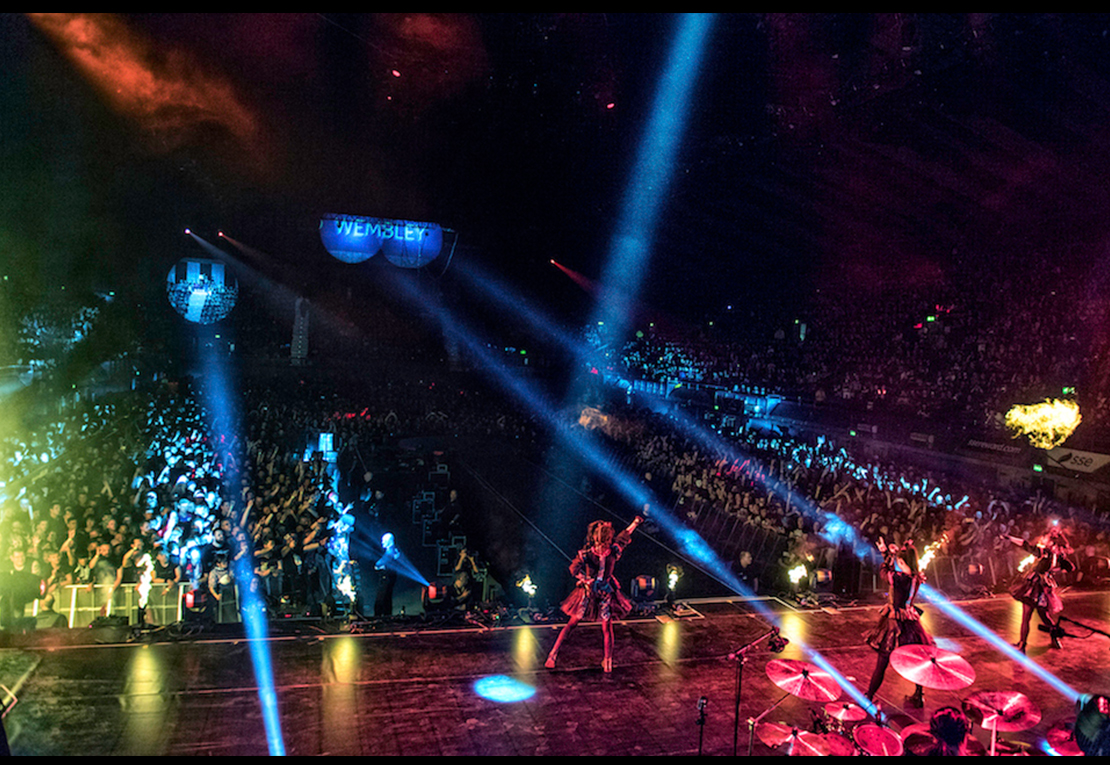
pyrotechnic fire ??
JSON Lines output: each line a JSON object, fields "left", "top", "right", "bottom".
{"left": 516, "top": 574, "right": 537, "bottom": 598}
{"left": 336, "top": 569, "right": 355, "bottom": 602}
{"left": 1018, "top": 554, "right": 1036, "bottom": 573}
{"left": 1004, "top": 399, "right": 1081, "bottom": 449}
{"left": 136, "top": 552, "right": 155, "bottom": 608}
{"left": 788, "top": 564, "right": 808, "bottom": 585}
{"left": 667, "top": 564, "right": 683, "bottom": 591}
{"left": 919, "top": 533, "right": 949, "bottom": 569}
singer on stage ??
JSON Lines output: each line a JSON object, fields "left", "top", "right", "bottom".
{"left": 1005, "top": 524, "right": 1075, "bottom": 652}
{"left": 545, "top": 514, "right": 645, "bottom": 673}
{"left": 864, "top": 538, "right": 931, "bottom": 707}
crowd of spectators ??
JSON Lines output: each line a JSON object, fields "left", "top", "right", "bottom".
{"left": 604, "top": 405, "right": 1110, "bottom": 595}
{"left": 0, "top": 362, "right": 548, "bottom": 629}
{"left": 6, "top": 243, "right": 1110, "bottom": 627}
{"left": 595, "top": 254, "right": 1110, "bottom": 442}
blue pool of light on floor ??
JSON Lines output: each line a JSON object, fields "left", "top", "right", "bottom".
{"left": 474, "top": 675, "right": 536, "bottom": 703}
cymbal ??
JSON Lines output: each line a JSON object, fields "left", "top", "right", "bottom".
{"left": 783, "top": 732, "right": 830, "bottom": 757}
{"left": 964, "top": 690, "right": 1042, "bottom": 732}
{"left": 754, "top": 722, "right": 831, "bottom": 756}
{"left": 1046, "top": 722, "right": 1083, "bottom": 756}
{"left": 755, "top": 721, "right": 797, "bottom": 748}
{"left": 825, "top": 701, "right": 868, "bottom": 722}
{"left": 854, "top": 723, "right": 904, "bottom": 756}
{"left": 823, "top": 732, "right": 856, "bottom": 756}
{"left": 889, "top": 644, "right": 976, "bottom": 690}
{"left": 766, "top": 658, "right": 841, "bottom": 702}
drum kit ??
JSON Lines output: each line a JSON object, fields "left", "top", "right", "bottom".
{"left": 750, "top": 645, "right": 1076, "bottom": 756}
{"left": 751, "top": 658, "right": 904, "bottom": 756}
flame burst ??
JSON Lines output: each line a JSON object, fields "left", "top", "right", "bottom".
{"left": 919, "top": 533, "right": 949, "bottom": 569}
{"left": 788, "top": 564, "right": 808, "bottom": 584}
{"left": 516, "top": 575, "right": 537, "bottom": 598}
{"left": 667, "top": 564, "right": 683, "bottom": 591}
{"left": 578, "top": 407, "right": 609, "bottom": 430}
{"left": 1018, "top": 554, "right": 1036, "bottom": 573}
{"left": 1005, "top": 399, "right": 1081, "bottom": 449}
{"left": 136, "top": 552, "right": 155, "bottom": 608}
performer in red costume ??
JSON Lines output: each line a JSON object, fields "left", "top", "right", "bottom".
{"left": 545, "top": 514, "right": 645, "bottom": 673}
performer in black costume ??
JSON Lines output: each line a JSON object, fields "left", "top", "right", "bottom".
{"left": 545, "top": 514, "right": 644, "bottom": 673}
{"left": 1004, "top": 524, "right": 1075, "bottom": 653}
{"left": 864, "top": 538, "right": 931, "bottom": 707}
{"left": 374, "top": 532, "right": 399, "bottom": 617}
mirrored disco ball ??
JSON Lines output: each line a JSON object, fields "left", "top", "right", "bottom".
{"left": 167, "top": 259, "right": 238, "bottom": 324}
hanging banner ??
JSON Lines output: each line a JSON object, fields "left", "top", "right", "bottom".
{"left": 320, "top": 213, "right": 443, "bottom": 267}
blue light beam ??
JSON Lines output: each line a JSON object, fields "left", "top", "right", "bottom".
{"left": 589, "top": 14, "right": 715, "bottom": 347}
{"left": 190, "top": 286, "right": 287, "bottom": 756}
{"left": 383, "top": 271, "right": 879, "bottom": 716}
{"left": 662, "top": 407, "right": 1082, "bottom": 703}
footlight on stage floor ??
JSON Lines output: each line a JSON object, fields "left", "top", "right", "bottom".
{"left": 630, "top": 574, "right": 656, "bottom": 601}
{"left": 422, "top": 581, "right": 450, "bottom": 610}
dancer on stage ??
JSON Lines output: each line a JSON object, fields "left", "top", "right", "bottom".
{"left": 864, "top": 538, "right": 931, "bottom": 708}
{"left": 545, "top": 513, "right": 645, "bottom": 673}
{"left": 1004, "top": 524, "right": 1075, "bottom": 652}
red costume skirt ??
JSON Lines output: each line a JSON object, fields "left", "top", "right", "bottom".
{"left": 1011, "top": 574, "right": 1064, "bottom": 615}
{"left": 560, "top": 581, "right": 633, "bottom": 622}
{"left": 864, "top": 605, "right": 933, "bottom": 654}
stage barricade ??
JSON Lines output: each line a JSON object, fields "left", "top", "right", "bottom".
{"left": 47, "top": 584, "right": 188, "bottom": 629}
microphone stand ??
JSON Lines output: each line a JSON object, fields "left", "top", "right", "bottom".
{"left": 1053, "top": 615, "right": 1110, "bottom": 645}
{"left": 728, "top": 626, "right": 787, "bottom": 756}
{"left": 696, "top": 696, "right": 708, "bottom": 756}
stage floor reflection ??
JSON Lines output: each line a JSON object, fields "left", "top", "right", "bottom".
{"left": 3, "top": 590, "right": 1108, "bottom": 755}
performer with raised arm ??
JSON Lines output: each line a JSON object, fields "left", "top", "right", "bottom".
{"left": 545, "top": 513, "right": 645, "bottom": 673}
{"left": 864, "top": 538, "right": 931, "bottom": 708}
{"left": 1005, "top": 523, "right": 1075, "bottom": 653}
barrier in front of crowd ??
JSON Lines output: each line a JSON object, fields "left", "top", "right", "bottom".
{"left": 56, "top": 584, "right": 184, "bottom": 628}
{"left": 27, "top": 584, "right": 240, "bottom": 629}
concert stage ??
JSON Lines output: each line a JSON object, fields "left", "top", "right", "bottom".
{"left": 2, "top": 589, "right": 1107, "bottom": 756}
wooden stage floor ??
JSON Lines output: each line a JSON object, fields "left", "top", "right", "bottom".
{"left": 2, "top": 589, "right": 1108, "bottom": 756}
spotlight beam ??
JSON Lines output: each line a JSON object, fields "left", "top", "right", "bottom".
{"left": 587, "top": 14, "right": 714, "bottom": 353}
{"left": 190, "top": 309, "right": 287, "bottom": 755}
{"left": 660, "top": 407, "right": 1082, "bottom": 703}
{"left": 445, "top": 214, "right": 1082, "bottom": 709}
{"left": 383, "top": 271, "right": 880, "bottom": 717}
